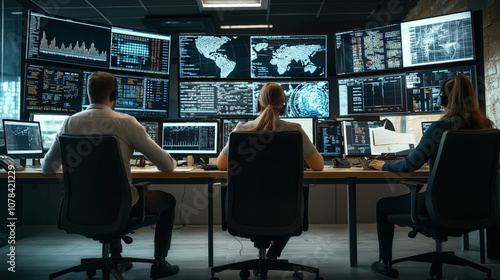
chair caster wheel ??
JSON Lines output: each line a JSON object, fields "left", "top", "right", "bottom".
{"left": 239, "top": 269, "right": 250, "bottom": 279}
{"left": 86, "top": 269, "right": 96, "bottom": 278}
{"left": 293, "top": 272, "right": 304, "bottom": 280}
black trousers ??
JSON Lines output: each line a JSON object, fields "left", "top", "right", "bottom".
{"left": 376, "top": 192, "right": 427, "bottom": 262}
{"left": 111, "top": 190, "right": 176, "bottom": 259}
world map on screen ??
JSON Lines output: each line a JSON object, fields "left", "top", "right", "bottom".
{"left": 251, "top": 36, "right": 327, "bottom": 78}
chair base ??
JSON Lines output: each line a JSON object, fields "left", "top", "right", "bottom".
{"left": 49, "top": 257, "right": 154, "bottom": 280}
{"left": 390, "top": 251, "right": 493, "bottom": 280}
{"left": 210, "top": 258, "right": 321, "bottom": 280}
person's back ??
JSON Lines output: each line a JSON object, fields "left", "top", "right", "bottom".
{"left": 41, "top": 71, "right": 180, "bottom": 278}
{"left": 369, "top": 73, "right": 495, "bottom": 278}
{"left": 217, "top": 83, "right": 324, "bottom": 171}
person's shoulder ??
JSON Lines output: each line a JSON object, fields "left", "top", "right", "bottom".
{"left": 234, "top": 120, "right": 255, "bottom": 131}
{"left": 279, "top": 119, "right": 302, "bottom": 129}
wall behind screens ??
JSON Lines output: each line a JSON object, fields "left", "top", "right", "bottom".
{"left": 22, "top": 10, "right": 171, "bottom": 119}
{"left": 334, "top": 10, "right": 481, "bottom": 117}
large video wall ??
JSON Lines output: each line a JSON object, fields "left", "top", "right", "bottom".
{"left": 21, "top": 10, "right": 480, "bottom": 120}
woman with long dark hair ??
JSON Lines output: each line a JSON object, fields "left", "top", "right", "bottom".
{"left": 370, "top": 73, "right": 494, "bottom": 277}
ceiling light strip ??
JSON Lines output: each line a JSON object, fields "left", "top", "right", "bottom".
{"left": 220, "top": 24, "right": 273, "bottom": 29}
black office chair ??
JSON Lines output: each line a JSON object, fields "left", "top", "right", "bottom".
{"left": 387, "top": 129, "right": 500, "bottom": 280}
{"left": 210, "top": 131, "right": 322, "bottom": 280}
{"left": 49, "top": 134, "right": 160, "bottom": 280}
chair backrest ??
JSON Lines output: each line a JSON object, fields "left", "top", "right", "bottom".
{"left": 58, "top": 134, "right": 132, "bottom": 238}
{"left": 226, "top": 131, "right": 304, "bottom": 238}
{"left": 426, "top": 129, "right": 500, "bottom": 231}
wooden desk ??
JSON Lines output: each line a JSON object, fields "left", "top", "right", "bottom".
{"left": 1, "top": 165, "right": 432, "bottom": 268}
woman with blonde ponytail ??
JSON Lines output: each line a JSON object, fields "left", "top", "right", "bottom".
{"left": 216, "top": 83, "right": 324, "bottom": 259}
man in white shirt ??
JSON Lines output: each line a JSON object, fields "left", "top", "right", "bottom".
{"left": 42, "top": 71, "right": 179, "bottom": 278}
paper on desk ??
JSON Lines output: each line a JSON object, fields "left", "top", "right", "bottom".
{"left": 372, "top": 127, "right": 414, "bottom": 145}
{"left": 371, "top": 128, "right": 415, "bottom": 154}
{"left": 174, "top": 167, "right": 195, "bottom": 172}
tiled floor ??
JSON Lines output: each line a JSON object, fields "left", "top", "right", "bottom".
{"left": 1, "top": 224, "right": 499, "bottom": 280}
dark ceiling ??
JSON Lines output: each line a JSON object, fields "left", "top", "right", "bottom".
{"left": 19, "top": 0, "right": 420, "bottom": 34}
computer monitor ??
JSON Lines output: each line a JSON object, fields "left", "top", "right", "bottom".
{"left": 342, "top": 120, "right": 385, "bottom": 156}
{"left": 178, "top": 81, "right": 254, "bottom": 118}
{"left": 335, "top": 24, "right": 402, "bottom": 75}
{"left": 337, "top": 73, "right": 405, "bottom": 116}
{"left": 421, "top": 121, "right": 434, "bottom": 134}
{"left": 26, "top": 11, "right": 110, "bottom": 68}
{"left": 401, "top": 11, "right": 474, "bottom": 68}
{"left": 161, "top": 120, "right": 219, "bottom": 157}
{"left": 253, "top": 81, "right": 330, "bottom": 118}
{"left": 316, "top": 120, "right": 343, "bottom": 158}
{"left": 179, "top": 35, "right": 250, "bottom": 79}
{"left": 221, "top": 118, "right": 254, "bottom": 147}
{"left": 110, "top": 27, "right": 171, "bottom": 75}
{"left": 32, "top": 114, "right": 68, "bottom": 152}
{"left": 282, "top": 117, "right": 315, "bottom": 145}
{"left": 82, "top": 72, "right": 169, "bottom": 118}
{"left": 23, "top": 64, "right": 84, "bottom": 114}
{"left": 3, "top": 119, "right": 44, "bottom": 160}
{"left": 405, "top": 65, "right": 475, "bottom": 113}
{"left": 133, "top": 121, "right": 160, "bottom": 157}
{"left": 250, "top": 35, "right": 327, "bottom": 78}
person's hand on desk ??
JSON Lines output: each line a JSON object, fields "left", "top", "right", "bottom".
{"left": 369, "top": 159, "right": 385, "bottom": 170}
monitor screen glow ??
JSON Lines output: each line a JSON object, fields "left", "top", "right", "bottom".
{"left": 3, "top": 119, "right": 44, "bottom": 158}
{"left": 161, "top": 121, "right": 219, "bottom": 156}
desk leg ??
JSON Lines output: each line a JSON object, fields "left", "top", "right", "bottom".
{"left": 208, "top": 182, "right": 214, "bottom": 268}
{"left": 347, "top": 178, "right": 357, "bottom": 267}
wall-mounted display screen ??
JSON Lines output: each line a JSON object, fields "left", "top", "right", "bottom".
{"left": 338, "top": 74, "right": 405, "bottom": 116}
{"left": 401, "top": 11, "right": 474, "bottom": 67}
{"left": 250, "top": 35, "right": 327, "bottom": 78}
{"left": 179, "top": 35, "right": 250, "bottom": 78}
{"left": 110, "top": 27, "right": 171, "bottom": 75}
{"left": 253, "top": 81, "right": 330, "bottom": 118}
{"left": 179, "top": 81, "right": 254, "bottom": 118}
{"left": 27, "top": 11, "right": 110, "bottom": 68}
{"left": 82, "top": 72, "right": 169, "bottom": 118}
{"left": 24, "top": 64, "right": 83, "bottom": 114}
{"left": 335, "top": 24, "right": 402, "bottom": 75}
{"left": 405, "top": 65, "right": 475, "bottom": 113}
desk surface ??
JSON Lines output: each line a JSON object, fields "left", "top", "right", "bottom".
{"left": 1, "top": 165, "right": 431, "bottom": 180}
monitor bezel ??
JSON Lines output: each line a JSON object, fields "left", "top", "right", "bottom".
{"left": 109, "top": 26, "right": 172, "bottom": 75}
{"left": 178, "top": 80, "right": 256, "bottom": 119}
{"left": 404, "top": 64, "right": 477, "bottom": 114}
{"left": 249, "top": 34, "right": 328, "bottom": 79}
{"left": 160, "top": 119, "right": 220, "bottom": 158}
{"left": 2, "top": 119, "right": 45, "bottom": 159}
{"left": 25, "top": 10, "right": 112, "bottom": 69}
{"left": 334, "top": 23, "right": 403, "bottom": 76}
{"left": 342, "top": 120, "right": 385, "bottom": 157}
{"left": 336, "top": 73, "right": 407, "bottom": 117}
{"left": 315, "top": 119, "right": 343, "bottom": 158}
{"left": 400, "top": 10, "right": 475, "bottom": 68}
{"left": 22, "top": 63, "right": 85, "bottom": 115}
{"left": 178, "top": 34, "right": 251, "bottom": 79}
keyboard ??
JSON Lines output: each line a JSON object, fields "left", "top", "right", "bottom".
{"left": 358, "top": 156, "right": 405, "bottom": 170}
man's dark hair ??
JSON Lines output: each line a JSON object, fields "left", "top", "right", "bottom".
{"left": 87, "top": 71, "right": 117, "bottom": 103}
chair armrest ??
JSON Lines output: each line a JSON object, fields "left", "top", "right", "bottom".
{"left": 133, "top": 182, "right": 151, "bottom": 223}
{"left": 399, "top": 180, "right": 425, "bottom": 224}
{"left": 221, "top": 184, "right": 228, "bottom": 231}
{"left": 303, "top": 186, "right": 310, "bottom": 232}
